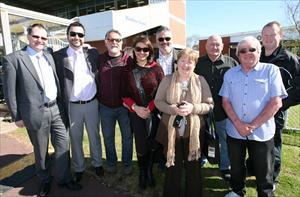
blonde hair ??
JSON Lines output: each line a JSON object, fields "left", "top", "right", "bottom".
{"left": 177, "top": 48, "right": 199, "bottom": 63}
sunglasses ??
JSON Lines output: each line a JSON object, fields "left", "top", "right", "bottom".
{"left": 135, "top": 47, "right": 150, "bottom": 53}
{"left": 107, "top": 38, "right": 122, "bottom": 43}
{"left": 158, "top": 37, "right": 171, "bottom": 42}
{"left": 31, "top": 35, "right": 48, "bottom": 41}
{"left": 69, "top": 31, "right": 85, "bottom": 38}
{"left": 239, "top": 47, "right": 256, "bottom": 54}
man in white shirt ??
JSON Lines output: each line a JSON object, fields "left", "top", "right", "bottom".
{"left": 154, "top": 26, "right": 179, "bottom": 75}
{"left": 3, "top": 23, "right": 81, "bottom": 197}
{"left": 53, "top": 22, "right": 103, "bottom": 183}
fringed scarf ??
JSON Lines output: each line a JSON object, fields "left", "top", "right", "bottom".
{"left": 165, "top": 71, "right": 201, "bottom": 167}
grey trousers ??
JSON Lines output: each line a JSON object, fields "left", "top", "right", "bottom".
{"left": 69, "top": 99, "right": 102, "bottom": 172}
{"left": 27, "top": 104, "right": 72, "bottom": 184}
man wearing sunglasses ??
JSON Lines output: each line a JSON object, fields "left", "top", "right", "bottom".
{"left": 3, "top": 23, "right": 81, "bottom": 197}
{"left": 194, "top": 35, "right": 238, "bottom": 182}
{"left": 246, "top": 21, "right": 300, "bottom": 191}
{"left": 220, "top": 36, "right": 287, "bottom": 197}
{"left": 154, "top": 26, "right": 179, "bottom": 75}
{"left": 98, "top": 29, "right": 133, "bottom": 175}
{"left": 53, "top": 22, "right": 104, "bottom": 183}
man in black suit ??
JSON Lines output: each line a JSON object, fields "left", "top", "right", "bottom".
{"left": 53, "top": 22, "right": 104, "bottom": 182}
{"left": 3, "top": 24, "right": 81, "bottom": 197}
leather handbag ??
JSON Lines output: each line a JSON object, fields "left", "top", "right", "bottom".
{"left": 202, "top": 110, "right": 220, "bottom": 164}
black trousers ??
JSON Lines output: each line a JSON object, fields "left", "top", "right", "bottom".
{"left": 227, "top": 136, "right": 275, "bottom": 197}
{"left": 129, "top": 113, "right": 157, "bottom": 155}
{"left": 164, "top": 137, "right": 202, "bottom": 197}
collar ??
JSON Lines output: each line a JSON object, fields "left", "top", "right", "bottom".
{"left": 205, "top": 54, "right": 225, "bottom": 63}
{"left": 159, "top": 48, "right": 173, "bottom": 58}
{"left": 26, "top": 46, "right": 43, "bottom": 57}
{"left": 67, "top": 46, "right": 83, "bottom": 56}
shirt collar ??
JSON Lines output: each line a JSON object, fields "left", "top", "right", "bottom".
{"left": 26, "top": 46, "right": 43, "bottom": 57}
{"left": 67, "top": 46, "right": 83, "bottom": 56}
{"left": 159, "top": 49, "right": 173, "bottom": 59}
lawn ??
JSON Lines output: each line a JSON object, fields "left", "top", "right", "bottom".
{"left": 12, "top": 123, "right": 300, "bottom": 197}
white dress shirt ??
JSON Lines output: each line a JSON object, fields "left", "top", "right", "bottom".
{"left": 67, "top": 47, "right": 96, "bottom": 101}
{"left": 27, "top": 46, "right": 57, "bottom": 103}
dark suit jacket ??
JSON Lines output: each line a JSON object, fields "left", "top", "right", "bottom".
{"left": 53, "top": 46, "right": 100, "bottom": 128}
{"left": 153, "top": 48, "right": 180, "bottom": 73}
{"left": 3, "top": 46, "right": 61, "bottom": 131}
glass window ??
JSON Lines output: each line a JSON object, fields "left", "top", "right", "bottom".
{"left": 117, "top": 0, "right": 128, "bottom": 10}
{"left": 8, "top": 14, "right": 68, "bottom": 52}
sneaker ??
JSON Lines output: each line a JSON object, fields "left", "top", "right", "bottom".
{"left": 123, "top": 165, "right": 133, "bottom": 175}
{"left": 200, "top": 157, "right": 208, "bottom": 167}
{"left": 225, "top": 191, "right": 241, "bottom": 197}
{"left": 273, "top": 183, "right": 277, "bottom": 191}
{"left": 106, "top": 165, "right": 117, "bottom": 174}
{"left": 221, "top": 169, "right": 231, "bottom": 182}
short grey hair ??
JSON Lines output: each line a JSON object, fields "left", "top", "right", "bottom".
{"left": 236, "top": 36, "right": 261, "bottom": 57}
{"left": 105, "top": 29, "right": 122, "bottom": 40}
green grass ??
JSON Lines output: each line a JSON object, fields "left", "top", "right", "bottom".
{"left": 13, "top": 125, "right": 300, "bottom": 197}
{"left": 287, "top": 105, "right": 300, "bottom": 129}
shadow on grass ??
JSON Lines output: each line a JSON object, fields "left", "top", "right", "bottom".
{"left": 83, "top": 159, "right": 259, "bottom": 197}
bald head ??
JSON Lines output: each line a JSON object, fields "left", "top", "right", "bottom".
{"left": 206, "top": 34, "right": 224, "bottom": 62}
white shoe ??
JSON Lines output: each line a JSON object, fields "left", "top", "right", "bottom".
{"left": 224, "top": 191, "right": 241, "bottom": 197}
{"left": 272, "top": 183, "right": 276, "bottom": 191}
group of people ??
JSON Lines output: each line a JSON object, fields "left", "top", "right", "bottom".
{"left": 2, "top": 20, "right": 299, "bottom": 197}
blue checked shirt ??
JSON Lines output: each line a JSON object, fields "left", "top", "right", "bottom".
{"left": 219, "top": 62, "right": 287, "bottom": 141}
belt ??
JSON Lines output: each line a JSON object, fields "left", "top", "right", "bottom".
{"left": 70, "top": 95, "right": 96, "bottom": 104}
{"left": 44, "top": 100, "right": 56, "bottom": 108}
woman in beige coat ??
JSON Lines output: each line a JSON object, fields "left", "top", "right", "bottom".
{"left": 154, "top": 48, "right": 213, "bottom": 197}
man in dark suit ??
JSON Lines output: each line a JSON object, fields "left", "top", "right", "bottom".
{"left": 53, "top": 22, "right": 104, "bottom": 182}
{"left": 154, "top": 26, "right": 179, "bottom": 75}
{"left": 3, "top": 23, "right": 81, "bottom": 197}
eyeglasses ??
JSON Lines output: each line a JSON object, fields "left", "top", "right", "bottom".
{"left": 135, "top": 47, "right": 150, "bottom": 53}
{"left": 239, "top": 47, "right": 256, "bottom": 54}
{"left": 158, "top": 37, "right": 171, "bottom": 42}
{"left": 31, "top": 35, "right": 48, "bottom": 41}
{"left": 106, "top": 38, "right": 122, "bottom": 43}
{"left": 69, "top": 31, "right": 85, "bottom": 38}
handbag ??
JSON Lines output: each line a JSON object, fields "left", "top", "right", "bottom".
{"left": 132, "top": 66, "right": 160, "bottom": 138}
{"left": 202, "top": 110, "right": 220, "bottom": 164}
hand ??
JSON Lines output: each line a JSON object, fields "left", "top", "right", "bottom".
{"left": 235, "top": 120, "right": 254, "bottom": 136}
{"left": 15, "top": 120, "right": 25, "bottom": 128}
{"left": 122, "top": 102, "right": 130, "bottom": 110}
{"left": 175, "top": 101, "right": 193, "bottom": 116}
{"left": 134, "top": 105, "right": 150, "bottom": 119}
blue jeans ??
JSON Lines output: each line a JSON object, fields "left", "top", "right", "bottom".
{"left": 215, "top": 119, "right": 230, "bottom": 170}
{"left": 99, "top": 103, "right": 133, "bottom": 167}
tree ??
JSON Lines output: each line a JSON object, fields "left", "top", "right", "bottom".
{"left": 284, "top": 0, "right": 300, "bottom": 38}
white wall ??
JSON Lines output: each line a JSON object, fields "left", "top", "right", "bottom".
{"left": 79, "top": 2, "right": 169, "bottom": 42}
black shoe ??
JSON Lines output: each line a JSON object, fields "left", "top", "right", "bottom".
{"left": 221, "top": 170, "right": 231, "bottom": 182}
{"left": 95, "top": 166, "right": 104, "bottom": 176}
{"left": 39, "top": 180, "right": 52, "bottom": 197}
{"left": 58, "top": 180, "right": 82, "bottom": 191}
{"left": 74, "top": 171, "right": 83, "bottom": 182}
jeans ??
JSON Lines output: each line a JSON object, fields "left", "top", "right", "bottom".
{"left": 215, "top": 119, "right": 230, "bottom": 170}
{"left": 227, "top": 136, "right": 274, "bottom": 197}
{"left": 273, "top": 109, "right": 287, "bottom": 183}
{"left": 99, "top": 103, "right": 133, "bottom": 168}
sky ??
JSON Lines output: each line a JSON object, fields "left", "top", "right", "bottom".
{"left": 186, "top": 0, "right": 293, "bottom": 38}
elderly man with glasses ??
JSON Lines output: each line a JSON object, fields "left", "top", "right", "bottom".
{"left": 97, "top": 29, "right": 133, "bottom": 175}
{"left": 220, "top": 36, "right": 287, "bottom": 197}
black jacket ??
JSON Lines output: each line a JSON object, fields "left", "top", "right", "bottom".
{"left": 260, "top": 45, "right": 300, "bottom": 110}
{"left": 194, "top": 54, "right": 238, "bottom": 121}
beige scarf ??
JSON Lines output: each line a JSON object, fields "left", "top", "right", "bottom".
{"left": 166, "top": 71, "right": 201, "bottom": 167}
